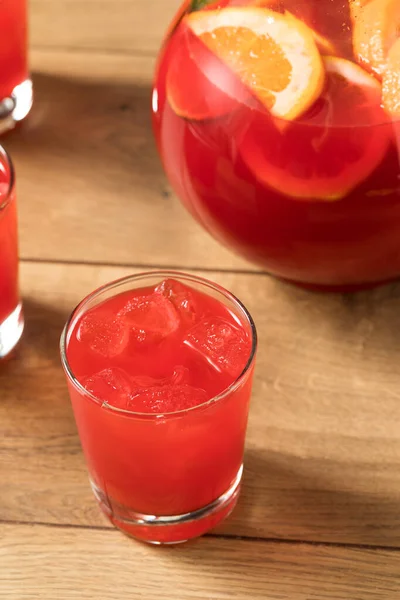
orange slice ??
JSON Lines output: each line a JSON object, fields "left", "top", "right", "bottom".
{"left": 240, "top": 56, "right": 390, "bottom": 201}
{"left": 349, "top": 0, "right": 361, "bottom": 19}
{"left": 166, "top": 20, "right": 253, "bottom": 121}
{"left": 185, "top": 7, "right": 325, "bottom": 120}
{"left": 207, "top": 1, "right": 337, "bottom": 53}
{"left": 382, "top": 37, "right": 400, "bottom": 116}
{"left": 349, "top": 0, "right": 371, "bottom": 21}
{"left": 311, "top": 30, "right": 337, "bottom": 55}
{"left": 283, "top": 10, "right": 336, "bottom": 55}
{"left": 353, "top": 0, "right": 400, "bottom": 76}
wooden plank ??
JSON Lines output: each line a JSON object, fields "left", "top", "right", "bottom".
{"left": 30, "top": 0, "right": 182, "bottom": 55}
{"left": 3, "top": 261, "right": 400, "bottom": 547}
{"left": 2, "top": 523, "right": 400, "bottom": 599}
{"left": 5, "top": 48, "right": 253, "bottom": 272}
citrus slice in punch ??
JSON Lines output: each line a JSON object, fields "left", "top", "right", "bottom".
{"left": 240, "top": 56, "right": 390, "bottom": 201}
{"left": 166, "top": 18, "right": 253, "bottom": 121}
{"left": 311, "top": 30, "right": 337, "bottom": 55}
{"left": 168, "top": 7, "right": 325, "bottom": 121}
{"left": 282, "top": 10, "right": 336, "bottom": 55}
{"left": 349, "top": 0, "right": 372, "bottom": 21}
{"left": 203, "top": 1, "right": 337, "bottom": 53}
{"left": 382, "top": 38, "right": 400, "bottom": 116}
{"left": 353, "top": 0, "right": 400, "bottom": 76}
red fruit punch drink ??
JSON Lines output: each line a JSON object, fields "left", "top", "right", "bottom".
{"left": 0, "top": 146, "right": 23, "bottom": 358}
{"left": 153, "top": 0, "right": 400, "bottom": 291}
{"left": 0, "top": 0, "right": 32, "bottom": 132}
{"left": 61, "top": 272, "right": 257, "bottom": 544}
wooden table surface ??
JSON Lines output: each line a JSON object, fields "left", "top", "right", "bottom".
{"left": 2, "top": 1, "right": 400, "bottom": 597}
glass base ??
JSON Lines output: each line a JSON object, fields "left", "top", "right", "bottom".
{"left": 0, "top": 79, "right": 33, "bottom": 134}
{"left": 91, "top": 465, "right": 243, "bottom": 545}
{"left": 0, "top": 302, "right": 24, "bottom": 358}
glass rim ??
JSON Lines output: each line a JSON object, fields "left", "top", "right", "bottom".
{"left": 0, "top": 145, "right": 15, "bottom": 211}
{"left": 60, "top": 270, "right": 258, "bottom": 419}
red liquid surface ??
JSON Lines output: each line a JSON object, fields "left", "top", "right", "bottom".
{"left": 0, "top": 0, "right": 28, "bottom": 99}
{"left": 66, "top": 279, "right": 254, "bottom": 539}
{"left": 0, "top": 174, "right": 19, "bottom": 325}
{"left": 153, "top": 0, "right": 400, "bottom": 290}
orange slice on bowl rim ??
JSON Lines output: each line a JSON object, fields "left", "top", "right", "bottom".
{"left": 382, "top": 37, "right": 400, "bottom": 116}
{"left": 353, "top": 0, "right": 400, "bottom": 77}
{"left": 198, "top": 1, "right": 337, "bottom": 54}
{"left": 183, "top": 7, "right": 325, "bottom": 121}
{"left": 240, "top": 56, "right": 390, "bottom": 201}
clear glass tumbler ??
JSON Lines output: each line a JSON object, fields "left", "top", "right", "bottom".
{"left": 0, "top": 0, "right": 32, "bottom": 133}
{"left": 0, "top": 146, "right": 23, "bottom": 357}
{"left": 60, "top": 271, "right": 257, "bottom": 544}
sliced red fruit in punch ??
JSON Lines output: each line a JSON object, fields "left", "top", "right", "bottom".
{"left": 240, "top": 56, "right": 391, "bottom": 201}
{"left": 166, "top": 19, "right": 252, "bottom": 121}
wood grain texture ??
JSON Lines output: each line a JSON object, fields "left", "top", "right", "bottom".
{"left": 2, "top": 523, "right": 400, "bottom": 599}
{"left": 2, "top": 261, "right": 400, "bottom": 546}
{"left": 4, "top": 48, "right": 253, "bottom": 272}
{"left": 30, "top": 0, "right": 183, "bottom": 55}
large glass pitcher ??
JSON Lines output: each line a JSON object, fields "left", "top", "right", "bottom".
{"left": 152, "top": 0, "right": 400, "bottom": 291}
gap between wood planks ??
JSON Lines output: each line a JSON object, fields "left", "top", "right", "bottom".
{"left": 1, "top": 518, "right": 400, "bottom": 553}
{"left": 19, "top": 256, "right": 265, "bottom": 277}
{"left": 30, "top": 44, "right": 160, "bottom": 58}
